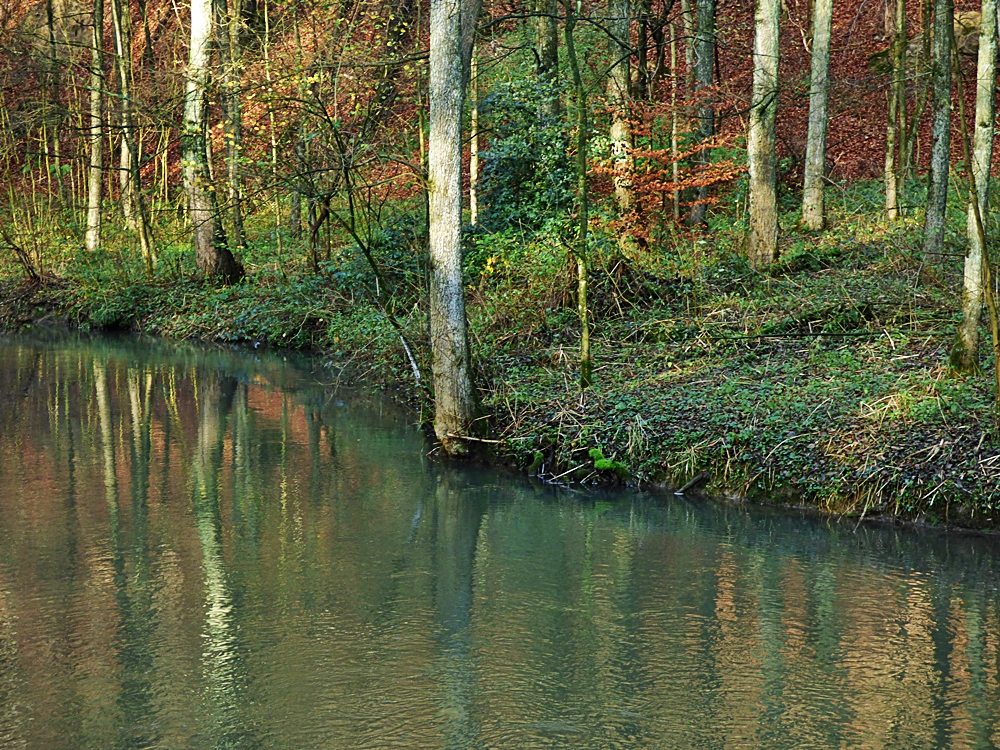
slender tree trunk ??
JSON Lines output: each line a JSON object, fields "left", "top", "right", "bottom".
{"left": 111, "top": 0, "right": 155, "bottom": 271}
{"left": 635, "top": 0, "right": 651, "bottom": 98}
{"left": 747, "top": 0, "right": 780, "bottom": 266}
{"left": 894, "top": 0, "right": 907, "bottom": 207}
{"left": 802, "top": 0, "right": 832, "bottom": 230}
{"left": 536, "top": 0, "right": 560, "bottom": 117}
{"left": 469, "top": 47, "right": 479, "bottom": 226}
{"left": 564, "top": 0, "right": 591, "bottom": 387}
{"left": 428, "top": 0, "right": 480, "bottom": 453}
{"left": 223, "top": 0, "right": 245, "bottom": 251}
{"left": 906, "top": 0, "right": 934, "bottom": 177}
{"left": 45, "top": 0, "right": 65, "bottom": 203}
{"left": 951, "top": 0, "right": 997, "bottom": 372}
{"left": 184, "top": 0, "right": 242, "bottom": 282}
{"left": 606, "top": 0, "right": 634, "bottom": 216}
{"left": 85, "top": 0, "right": 104, "bottom": 252}
{"left": 687, "top": 0, "right": 716, "bottom": 226}
{"left": 671, "top": 20, "right": 680, "bottom": 220}
{"left": 922, "top": 0, "right": 953, "bottom": 267}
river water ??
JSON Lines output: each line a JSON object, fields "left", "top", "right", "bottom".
{"left": 3, "top": 333, "right": 1000, "bottom": 749}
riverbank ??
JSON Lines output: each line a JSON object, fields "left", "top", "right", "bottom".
{"left": 2, "top": 209, "right": 998, "bottom": 528}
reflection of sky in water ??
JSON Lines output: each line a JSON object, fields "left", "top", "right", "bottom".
{"left": 2, "top": 333, "right": 1000, "bottom": 749}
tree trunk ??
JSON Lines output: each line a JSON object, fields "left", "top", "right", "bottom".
{"left": 951, "top": 0, "right": 997, "bottom": 372}
{"left": 223, "top": 0, "right": 245, "bottom": 251}
{"left": 747, "top": 0, "right": 780, "bottom": 267}
{"left": 802, "top": 0, "right": 832, "bottom": 230}
{"left": 536, "top": 0, "right": 560, "bottom": 117}
{"left": 469, "top": 48, "right": 479, "bottom": 226}
{"left": 922, "top": 0, "right": 953, "bottom": 267}
{"left": 428, "top": 0, "right": 480, "bottom": 453}
{"left": 111, "top": 0, "right": 156, "bottom": 271}
{"left": 885, "top": 0, "right": 906, "bottom": 220}
{"left": 183, "top": 0, "right": 242, "bottom": 282}
{"left": 607, "top": 0, "right": 635, "bottom": 220}
{"left": 687, "top": 0, "right": 716, "bottom": 226}
{"left": 85, "top": 0, "right": 104, "bottom": 253}
{"left": 906, "top": 0, "right": 934, "bottom": 178}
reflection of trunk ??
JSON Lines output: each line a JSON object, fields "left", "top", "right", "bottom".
{"left": 607, "top": 0, "right": 634, "bottom": 216}
{"left": 433, "top": 476, "right": 487, "bottom": 748}
{"left": 922, "top": 0, "right": 953, "bottom": 267}
{"left": 951, "top": 1, "right": 997, "bottom": 372}
{"left": 183, "top": 0, "right": 243, "bottom": 282}
{"left": 536, "top": 0, "right": 560, "bottom": 116}
{"left": 428, "top": 0, "right": 479, "bottom": 452}
{"left": 687, "top": 0, "right": 716, "bottom": 226}
{"left": 801, "top": 0, "right": 832, "bottom": 230}
{"left": 85, "top": 0, "right": 104, "bottom": 252}
{"left": 747, "top": 0, "right": 780, "bottom": 267}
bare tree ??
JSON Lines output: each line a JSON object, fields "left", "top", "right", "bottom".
{"left": 884, "top": 0, "right": 906, "bottom": 221}
{"left": 747, "top": 0, "right": 780, "bottom": 266}
{"left": 922, "top": 0, "right": 953, "bottom": 268}
{"left": 801, "top": 0, "right": 832, "bottom": 230}
{"left": 85, "top": 0, "right": 104, "bottom": 252}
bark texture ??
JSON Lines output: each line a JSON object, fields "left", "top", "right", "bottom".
{"left": 606, "top": 0, "right": 634, "bottom": 215}
{"left": 747, "top": 0, "right": 780, "bottom": 267}
{"left": 85, "top": 0, "right": 104, "bottom": 253}
{"left": 535, "top": 0, "right": 560, "bottom": 117}
{"left": 183, "top": 0, "right": 242, "bottom": 282}
{"left": 802, "top": 0, "right": 832, "bottom": 230}
{"left": 884, "top": 0, "right": 906, "bottom": 220}
{"left": 687, "top": 0, "right": 716, "bottom": 226}
{"left": 952, "top": 0, "right": 997, "bottom": 372}
{"left": 922, "top": 0, "right": 953, "bottom": 266}
{"left": 428, "top": 0, "right": 480, "bottom": 452}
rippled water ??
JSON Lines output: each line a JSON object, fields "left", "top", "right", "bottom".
{"left": 3, "top": 333, "right": 1000, "bottom": 749}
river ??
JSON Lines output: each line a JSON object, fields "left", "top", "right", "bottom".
{"left": 2, "top": 333, "right": 1000, "bottom": 749}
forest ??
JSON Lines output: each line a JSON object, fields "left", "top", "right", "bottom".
{"left": 2, "top": 0, "right": 1000, "bottom": 524}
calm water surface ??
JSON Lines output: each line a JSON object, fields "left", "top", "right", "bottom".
{"left": 4, "top": 333, "right": 1000, "bottom": 749}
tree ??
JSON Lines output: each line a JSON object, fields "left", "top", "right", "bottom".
{"left": 606, "top": 0, "right": 634, "bottom": 216}
{"left": 221, "top": 0, "right": 245, "bottom": 251}
{"left": 747, "top": 0, "right": 780, "bottom": 266}
{"left": 183, "top": 0, "right": 243, "bottom": 282}
{"left": 85, "top": 0, "right": 104, "bottom": 253}
{"left": 951, "top": 0, "right": 997, "bottom": 372}
{"left": 884, "top": 0, "right": 906, "bottom": 221}
{"left": 428, "top": 0, "right": 481, "bottom": 453}
{"left": 801, "top": 0, "right": 832, "bottom": 230}
{"left": 536, "top": 0, "right": 560, "bottom": 117}
{"left": 688, "top": 0, "right": 716, "bottom": 226}
{"left": 922, "top": 0, "right": 953, "bottom": 268}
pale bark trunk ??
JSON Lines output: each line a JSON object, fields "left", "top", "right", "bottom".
{"left": 607, "top": 0, "right": 634, "bottom": 215}
{"left": 469, "top": 48, "right": 479, "bottom": 226}
{"left": 802, "top": 0, "right": 832, "bottom": 230}
{"left": 223, "top": 0, "right": 245, "bottom": 250}
{"left": 85, "top": 0, "right": 104, "bottom": 253}
{"left": 111, "top": 0, "right": 155, "bottom": 271}
{"left": 428, "top": 0, "right": 480, "bottom": 452}
{"left": 687, "top": 0, "right": 716, "bottom": 226}
{"left": 747, "top": 0, "right": 780, "bottom": 266}
{"left": 951, "top": 0, "right": 997, "bottom": 372}
{"left": 922, "top": 0, "right": 953, "bottom": 266}
{"left": 885, "top": 0, "right": 905, "bottom": 221}
{"left": 536, "top": 0, "right": 560, "bottom": 117}
{"left": 184, "top": 0, "right": 242, "bottom": 282}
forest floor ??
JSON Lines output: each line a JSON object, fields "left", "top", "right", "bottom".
{"left": 2, "top": 197, "right": 1000, "bottom": 528}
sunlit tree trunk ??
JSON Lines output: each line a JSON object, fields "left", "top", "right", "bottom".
{"left": 222, "top": 0, "right": 245, "bottom": 251}
{"left": 922, "top": 0, "right": 953, "bottom": 268}
{"left": 747, "top": 0, "right": 780, "bottom": 267}
{"left": 607, "top": 0, "right": 634, "bottom": 216}
{"left": 536, "top": 0, "right": 560, "bottom": 117}
{"left": 111, "top": 0, "right": 155, "bottom": 271}
{"left": 687, "top": 0, "right": 716, "bottom": 226}
{"left": 951, "top": 0, "right": 996, "bottom": 372}
{"left": 885, "top": 0, "right": 906, "bottom": 221}
{"left": 802, "top": 0, "right": 832, "bottom": 230}
{"left": 564, "top": 0, "right": 591, "bottom": 387}
{"left": 85, "top": 0, "right": 104, "bottom": 252}
{"left": 183, "top": 0, "right": 243, "bottom": 282}
{"left": 469, "top": 48, "right": 479, "bottom": 226}
{"left": 428, "top": 0, "right": 480, "bottom": 452}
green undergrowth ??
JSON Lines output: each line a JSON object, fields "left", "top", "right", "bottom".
{"left": 2, "top": 187, "right": 1000, "bottom": 528}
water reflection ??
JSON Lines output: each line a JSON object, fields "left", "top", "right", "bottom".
{"left": 4, "top": 334, "right": 1000, "bottom": 748}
